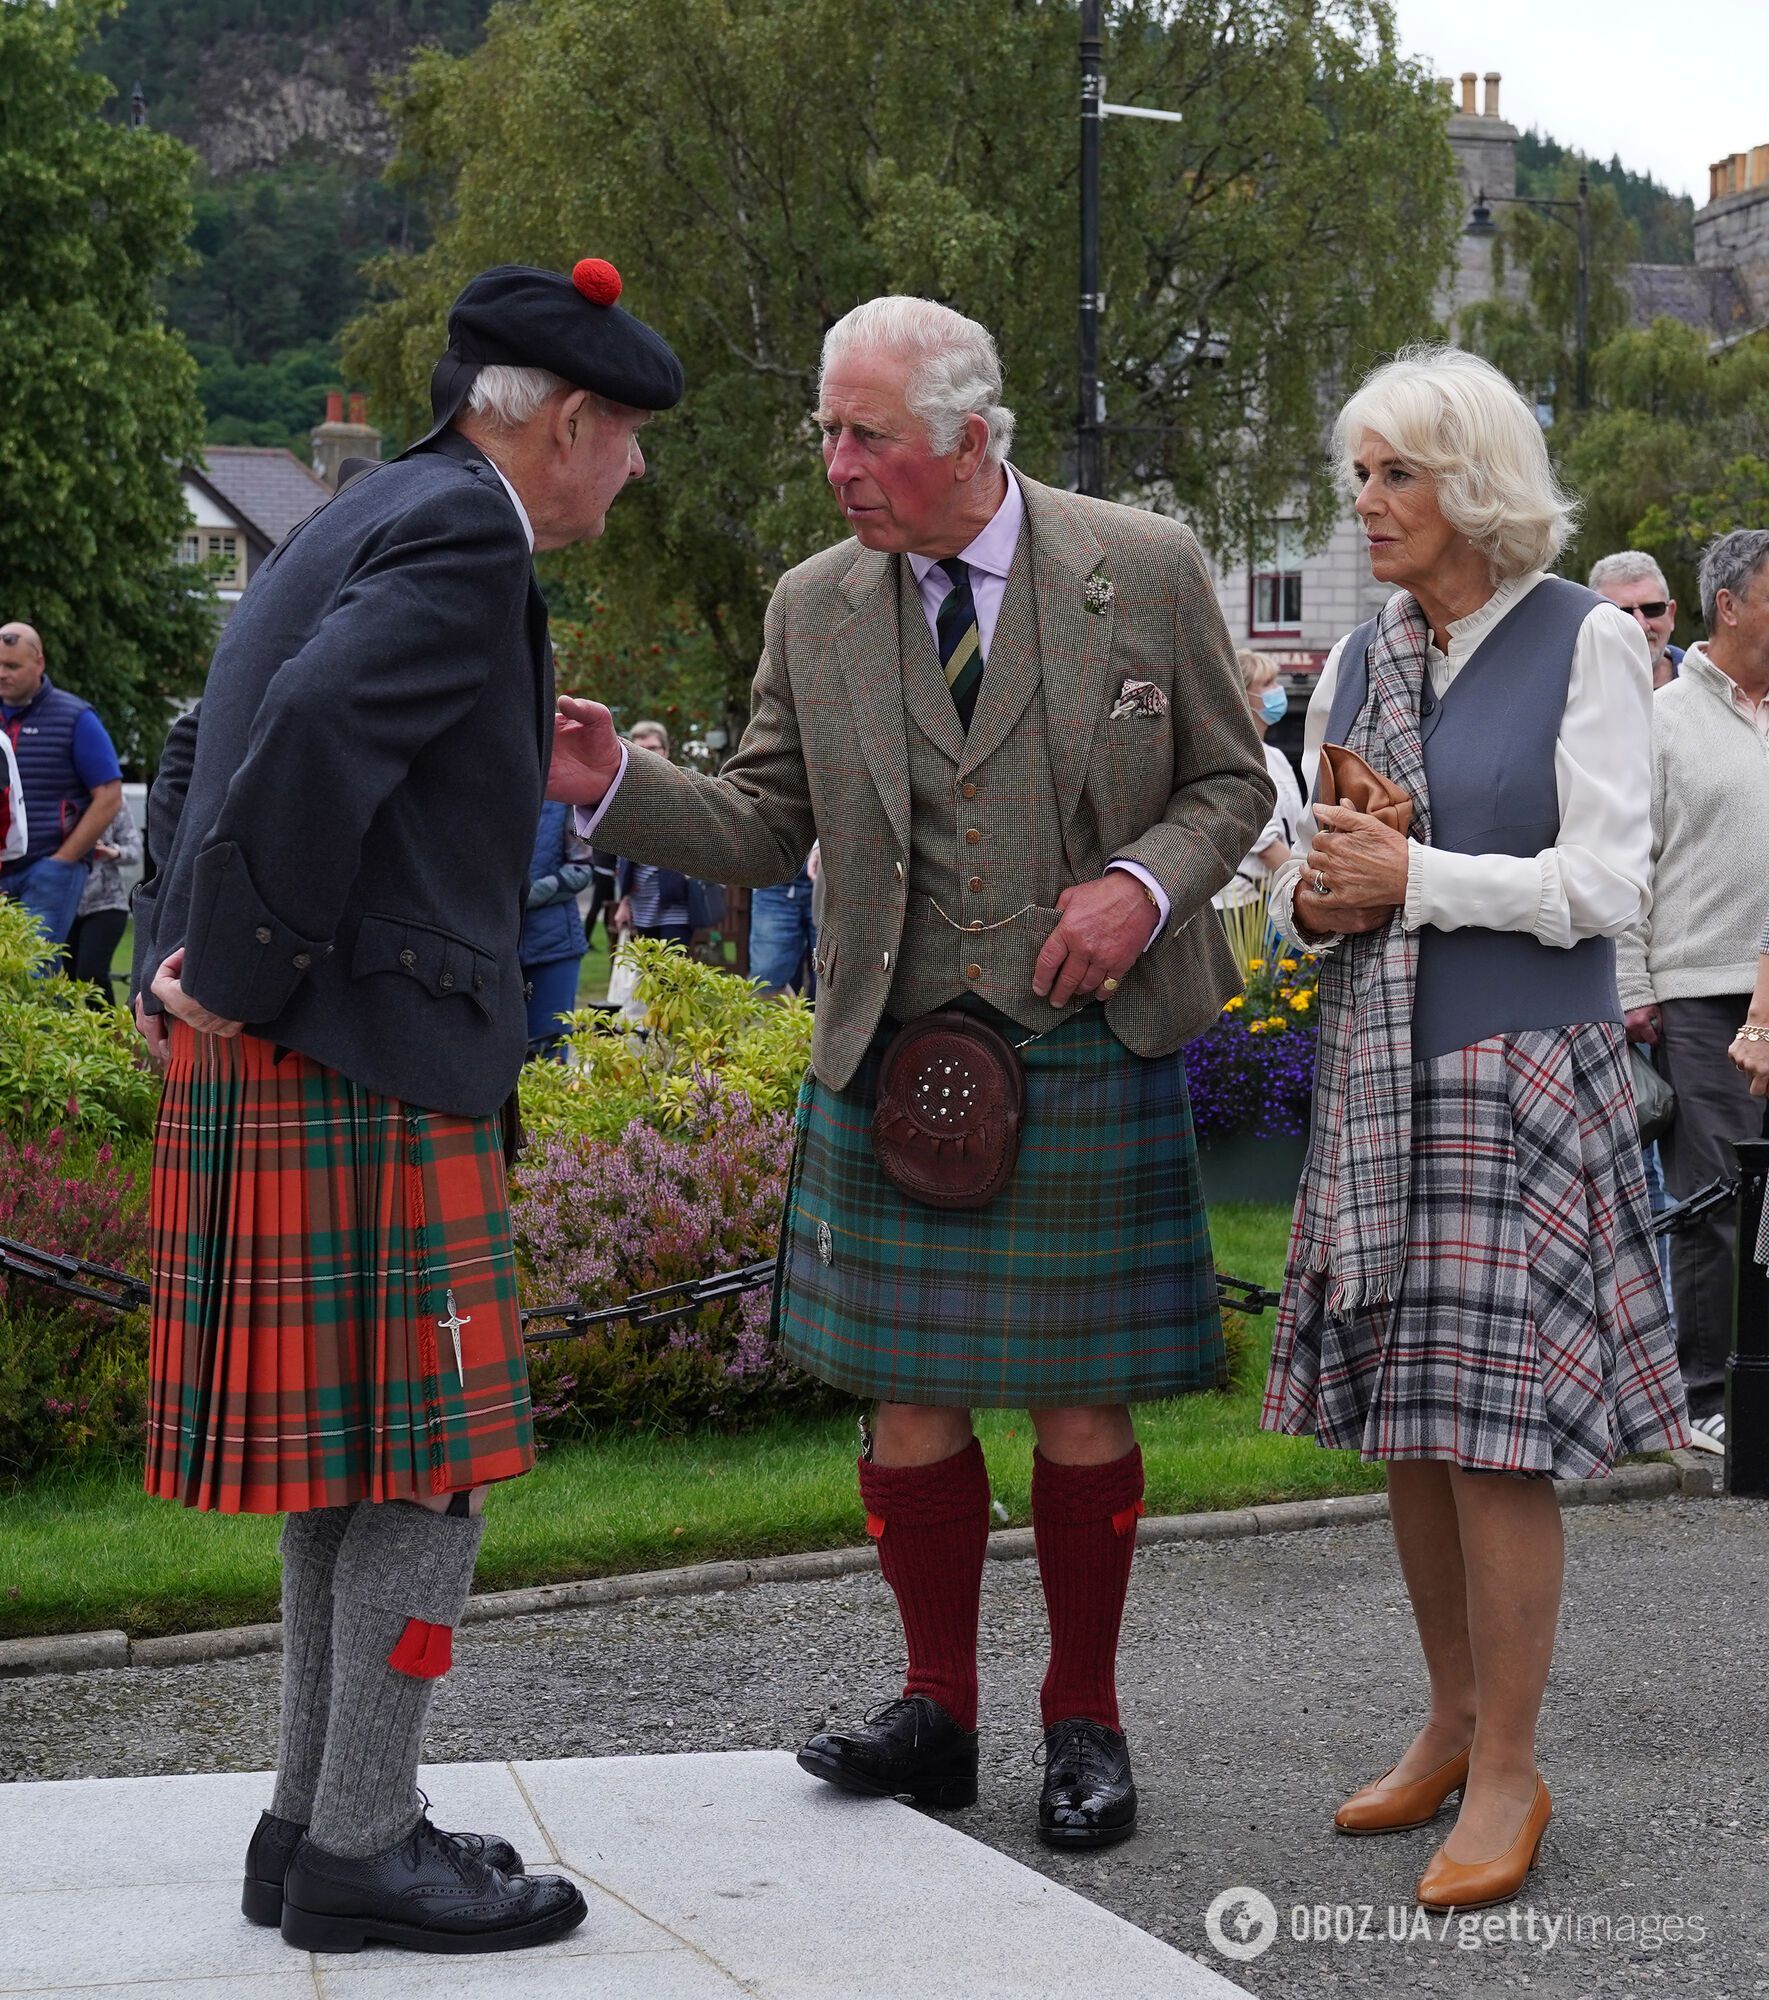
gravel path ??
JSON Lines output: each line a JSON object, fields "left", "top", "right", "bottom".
{"left": 4, "top": 1494, "right": 1763, "bottom": 1998}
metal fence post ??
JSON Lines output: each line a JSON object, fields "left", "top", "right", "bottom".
{"left": 1725, "top": 1136, "right": 1769, "bottom": 1497}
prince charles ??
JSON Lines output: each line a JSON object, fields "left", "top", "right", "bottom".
{"left": 551, "top": 296, "right": 1271, "bottom": 1846}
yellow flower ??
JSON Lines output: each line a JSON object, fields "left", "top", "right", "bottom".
{"left": 1264, "top": 1014, "right": 1287, "bottom": 1031}
{"left": 1223, "top": 995, "right": 1244, "bottom": 1013}
{"left": 1289, "top": 991, "right": 1313, "bottom": 1012}
{"left": 1247, "top": 1020, "right": 1267, "bottom": 1035}
{"left": 1278, "top": 957, "right": 1299, "bottom": 972}
{"left": 1247, "top": 957, "right": 1266, "bottom": 973}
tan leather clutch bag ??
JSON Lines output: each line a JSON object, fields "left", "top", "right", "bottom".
{"left": 1317, "top": 743, "right": 1414, "bottom": 837}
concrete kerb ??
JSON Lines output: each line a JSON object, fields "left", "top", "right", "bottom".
{"left": 0, "top": 1456, "right": 1711, "bottom": 1681}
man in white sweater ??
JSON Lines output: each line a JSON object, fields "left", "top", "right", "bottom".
{"left": 1619, "top": 528, "right": 1769, "bottom": 1447}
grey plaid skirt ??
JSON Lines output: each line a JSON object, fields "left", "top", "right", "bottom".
{"left": 1262, "top": 1023, "right": 1691, "bottom": 1478}
{"left": 772, "top": 1002, "right": 1222, "bottom": 1408}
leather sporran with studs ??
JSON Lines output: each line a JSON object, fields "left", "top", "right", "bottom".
{"left": 871, "top": 1011, "right": 1027, "bottom": 1211}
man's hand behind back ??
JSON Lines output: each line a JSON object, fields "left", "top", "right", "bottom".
{"left": 549, "top": 697, "right": 625, "bottom": 809}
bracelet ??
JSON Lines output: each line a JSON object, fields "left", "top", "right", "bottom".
{"left": 1733, "top": 1024, "right": 1769, "bottom": 1043}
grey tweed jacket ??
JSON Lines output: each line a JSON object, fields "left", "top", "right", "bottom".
{"left": 592, "top": 471, "right": 1272, "bottom": 1089}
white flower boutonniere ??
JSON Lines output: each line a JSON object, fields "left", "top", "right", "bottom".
{"left": 1084, "top": 570, "right": 1115, "bottom": 616}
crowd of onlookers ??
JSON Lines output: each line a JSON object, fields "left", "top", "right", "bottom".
{"left": 5, "top": 529, "right": 1766, "bottom": 1445}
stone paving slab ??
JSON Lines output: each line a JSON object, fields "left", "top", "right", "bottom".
{"left": 0, "top": 1752, "right": 1251, "bottom": 2000}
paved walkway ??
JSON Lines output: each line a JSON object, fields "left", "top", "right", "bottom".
{"left": 3, "top": 1494, "right": 1765, "bottom": 1997}
{"left": 0, "top": 1753, "right": 1247, "bottom": 1999}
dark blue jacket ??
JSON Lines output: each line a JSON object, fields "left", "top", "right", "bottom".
{"left": 2, "top": 676, "right": 113, "bottom": 862}
{"left": 521, "top": 800, "right": 591, "bottom": 969}
{"left": 134, "top": 429, "right": 551, "bottom": 1117}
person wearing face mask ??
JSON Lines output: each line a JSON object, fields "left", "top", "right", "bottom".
{"left": 1214, "top": 650, "right": 1306, "bottom": 910}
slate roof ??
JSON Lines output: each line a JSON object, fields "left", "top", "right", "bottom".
{"left": 196, "top": 446, "right": 331, "bottom": 546}
{"left": 1627, "top": 263, "right": 1757, "bottom": 340}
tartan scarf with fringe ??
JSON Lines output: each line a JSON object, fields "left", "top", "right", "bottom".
{"left": 1292, "top": 591, "right": 1434, "bottom": 1314}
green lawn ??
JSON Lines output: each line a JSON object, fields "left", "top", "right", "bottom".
{"left": 0, "top": 1203, "right": 1390, "bottom": 1642}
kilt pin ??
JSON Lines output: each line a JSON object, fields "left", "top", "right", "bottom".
{"left": 587, "top": 461, "right": 1274, "bottom": 1842}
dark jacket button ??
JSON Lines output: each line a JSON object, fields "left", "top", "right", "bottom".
{"left": 399, "top": 949, "right": 417, "bottom": 968}
{"left": 439, "top": 971, "right": 455, "bottom": 991}
{"left": 524, "top": 981, "right": 534, "bottom": 1001}
{"left": 254, "top": 926, "right": 272, "bottom": 944}
{"left": 292, "top": 952, "right": 311, "bottom": 969}
{"left": 473, "top": 973, "right": 485, "bottom": 992}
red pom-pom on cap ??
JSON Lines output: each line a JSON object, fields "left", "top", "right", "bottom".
{"left": 572, "top": 257, "right": 622, "bottom": 307}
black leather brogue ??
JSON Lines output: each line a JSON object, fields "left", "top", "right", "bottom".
{"left": 278, "top": 1815, "right": 583, "bottom": 1954}
{"left": 1037, "top": 1718, "right": 1138, "bottom": 1849}
{"left": 242, "top": 1807, "right": 526, "bottom": 1926}
{"left": 797, "top": 1694, "right": 979, "bottom": 1809}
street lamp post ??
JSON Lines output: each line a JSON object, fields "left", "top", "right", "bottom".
{"left": 1079, "top": 0, "right": 1104, "bottom": 498}
{"left": 1076, "top": 1, "right": 1184, "bottom": 496}
{"left": 1467, "top": 170, "right": 1591, "bottom": 413}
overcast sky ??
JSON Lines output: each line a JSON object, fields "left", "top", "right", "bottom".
{"left": 1386, "top": 0, "right": 1769, "bottom": 204}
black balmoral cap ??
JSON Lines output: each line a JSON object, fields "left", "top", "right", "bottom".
{"left": 421, "top": 258, "right": 684, "bottom": 440}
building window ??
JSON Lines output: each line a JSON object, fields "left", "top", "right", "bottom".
{"left": 1249, "top": 521, "right": 1304, "bottom": 636}
{"left": 204, "top": 533, "right": 243, "bottom": 588}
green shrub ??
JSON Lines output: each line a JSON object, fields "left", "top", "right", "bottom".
{"left": 519, "top": 938, "right": 813, "bottom": 1145}
{"left": 0, "top": 898, "right": 159, "bottom": 1138}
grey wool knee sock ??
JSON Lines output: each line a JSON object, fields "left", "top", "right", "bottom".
{"left": 307, "top": 1499, "right": 486, "bottom": 1861}
{"left": 270, "top": 1504, "right": 357, "bottom": 1824}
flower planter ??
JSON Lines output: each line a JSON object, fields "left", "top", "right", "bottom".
{"left": 1196, "top": 1125, "right": 1310, "bottom": 1208}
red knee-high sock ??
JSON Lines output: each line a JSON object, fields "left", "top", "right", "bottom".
{"left": 857, "top": 1438, "right": 990, "bottom": 1734}
{"left": 1032, "top": 1445, "right": 1145, "bottom": 1732}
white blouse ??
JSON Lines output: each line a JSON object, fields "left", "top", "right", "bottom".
{"left": 1270, "top": 572, "right": 1654, "bottom": 952}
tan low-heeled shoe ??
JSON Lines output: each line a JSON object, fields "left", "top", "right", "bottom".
{"left": 1415, "top": 1776, "right": 1551, "bottom": 1911}
{"left": 1333, "top": 1746, "right": 1471, "bottom": 1835}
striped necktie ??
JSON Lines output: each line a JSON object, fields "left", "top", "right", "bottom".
{"left": 935, "top": 556, "right": 984, "bottom": 731}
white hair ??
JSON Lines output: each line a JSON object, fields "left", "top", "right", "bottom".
{"left": 1334, "top": 345, "right": 1579, "bottom": 583}
{"left": 1588, "top": 550, "right": 1669, "bottom": 595}
{"left": 466, "top": 363, "right": 573, "bottom": 430}
{"left": 819, "top": 296, "right": 1016, "bottom": 463}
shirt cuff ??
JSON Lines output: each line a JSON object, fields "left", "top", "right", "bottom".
{"left": 571, "top": 740, "right": 629, "bottom": 844}
{"left": 1107, "top": 859, "right": 1168, "bottom": 952}
{"left": 1270, "top": 864, "right": 1343, "bottom": 956}
{"left": 1402, "top": 842, "right": 1426, "bottom": 932}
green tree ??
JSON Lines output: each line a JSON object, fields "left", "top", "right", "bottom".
{"left": 1460, "top": 168, "right": 1636, "bottom": 425}
{"left": 1556, "top": 318, "right": 1769, "bottom": 638}
{"left": 348, "top": 0, "right": 1462, "bottom": 705}
{"left": 2, "top": 0, "right": 216, "bottom": 764}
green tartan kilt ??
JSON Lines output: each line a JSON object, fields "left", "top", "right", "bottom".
{"left": 773, "top": 1002, "right": 1224, "bottom": 1407}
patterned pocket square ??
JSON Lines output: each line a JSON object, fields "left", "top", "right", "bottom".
{"left": 1109, "top": 678, "right": 1169, "bottom": 721}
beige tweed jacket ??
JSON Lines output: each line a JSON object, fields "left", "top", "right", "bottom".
{"left": 592, "top": 470, "right": 1273, "bottom": 1090}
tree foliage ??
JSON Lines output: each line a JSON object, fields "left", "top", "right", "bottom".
{"left": 1556, "top": 319, "right": 1769, "bottom": 638}
{"left": 1459, "top": 168, "right": 1636, "bottom": 425}
{"left": 2, "top": 0, "right": 216, "bottom": 765}
{"left": 1516, "top": 128, "right": 1693, "bottom": 266}
{"left": 348, "top": 0, "right": 1462, "bottom": 700}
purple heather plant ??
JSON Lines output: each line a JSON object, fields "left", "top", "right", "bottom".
{"left": 511, "top": 1075, "right": 831, "bottom": 1436}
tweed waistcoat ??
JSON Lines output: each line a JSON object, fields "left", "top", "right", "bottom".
{"left": 1325, "top": 576, "right": 1619, "bottom": 1063}
{"left": 886, "top": 544, "right": 1078, "bottom": 1032}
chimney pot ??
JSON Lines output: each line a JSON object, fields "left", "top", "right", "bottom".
{"left": 325, "top": 391, "right": 343, "bottom": 424}
{"left": 348, "top": 393, "right": 367, "bottom": 426}
{"left": 1750, "top": 144, "right": 1769, "bottom": 191}
{"left": 1483, "top": 72, "right": 1500, "bottom": 119}
{"left": 1459, "top": 71, "right": 1476, "bottom": 115}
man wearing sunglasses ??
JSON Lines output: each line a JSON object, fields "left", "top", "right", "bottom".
{"left": 0, "top": 621, "right": 124, "bottom": 954}
{"left": 1590, "top": 551, "right": 1683, "bottom": 687}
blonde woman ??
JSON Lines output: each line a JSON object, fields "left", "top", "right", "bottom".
{"left": 1262, "top": 347, "right": 1689, "bottom": 1910}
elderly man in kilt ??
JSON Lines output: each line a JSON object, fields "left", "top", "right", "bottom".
{"left": 551, "top": 297, "right": 1272, "bottom": 1846}
{"left": 133, "top": 258, "right": 682, "bottom": 1954}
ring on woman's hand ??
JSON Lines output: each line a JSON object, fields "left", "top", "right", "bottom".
{"left": 1100, "top": 976, "right": 1120, "bottom": 994}
{"left": 1312, "top": 871, "right": 1330, "bottom": 897}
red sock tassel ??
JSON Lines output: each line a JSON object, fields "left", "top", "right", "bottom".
{"left": 857, "top": 1439, "right": 991, "bottom": 1733}
{"left": 1032, "top": 1445, "right": 1144, "bottom": 1732}
{"left": 387, "top": 1617, "right": 454, "bottom": 1680}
